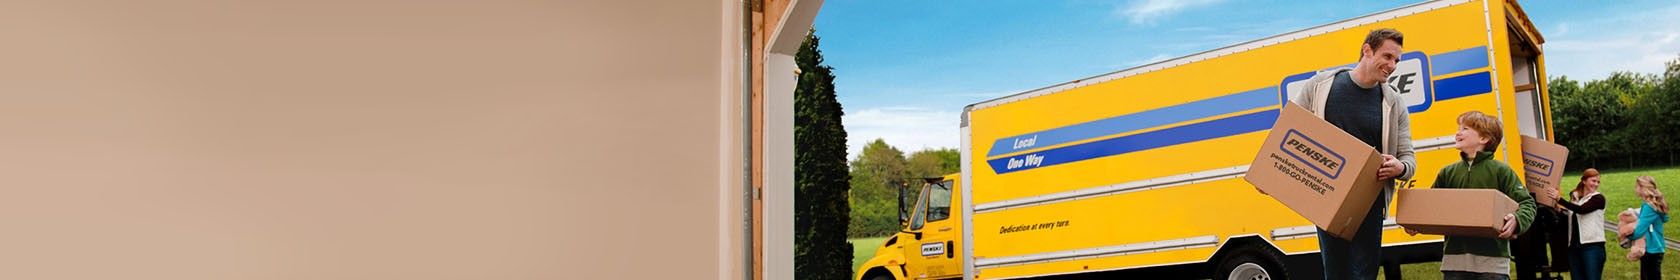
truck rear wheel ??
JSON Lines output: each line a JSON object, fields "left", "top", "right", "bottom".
{"left": 1215, "top": 245, "right": 1286, "bottom": 280}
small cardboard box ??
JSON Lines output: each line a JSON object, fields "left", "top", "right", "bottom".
{"left": 1245, "top": 103, "right": 1386, "bottom": 240}
{"left": 1520, "top": 136, "right": 1569, "bottom": 207}
{"left": 1396, "top": 188, "right": 1518, "bottom": 238}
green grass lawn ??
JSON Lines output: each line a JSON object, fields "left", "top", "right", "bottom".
{"left": 1380, "top": 240, "right": 1678, "bottom": 279}
{"left": 850, "top": 236, "right": 890, "bottom": 276}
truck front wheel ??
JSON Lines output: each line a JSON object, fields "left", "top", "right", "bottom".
{"left": 1214, "top": 245, "right": 1286, "bottom": 280}
{"left": 858, "top": 267, "right": 897, "bottom": 280}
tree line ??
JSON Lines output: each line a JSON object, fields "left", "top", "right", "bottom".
{"left": 1549, "top": 57, "right": 1680, "bottom": 171}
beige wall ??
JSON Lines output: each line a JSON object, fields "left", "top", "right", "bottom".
{"left": 0, "top": 0, "right": 742, "bottom": 279}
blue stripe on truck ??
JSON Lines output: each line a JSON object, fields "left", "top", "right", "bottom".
{"left": 1432, "top": 71, "right": 1493, "bottom": 101}
{"left": 986, "top": 109, "right": 1280, "bottom": 174}
{"left": 1429, "top": 47, "right": 1490, "bottom": 75}
{"left": 982, "top": 71, "right": 1496, "bottom": 175}
{"left": 986, "top": 87, "right": 1279, "bottom": 157}
{"left": 987, "top": 47, "right": 1490, "bottom": 159}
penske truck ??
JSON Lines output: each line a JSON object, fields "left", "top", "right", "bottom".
{"left": 856, "top": 0, "right": 1555, "bottom": 279}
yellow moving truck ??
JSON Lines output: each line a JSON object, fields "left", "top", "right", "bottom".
{"left": 856, "top": 0, "right": 1554, "bottom": 279}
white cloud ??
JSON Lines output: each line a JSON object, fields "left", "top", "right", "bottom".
{"left": 1542, "top": 4, "right": 1680, "bottom": 80}
{"left": 842, "top": 107, "right": 961, "bottom": 160}
{"left": 1114, "top": 0, "right": 1224, "bottom": 25}
{"left": 1547, "top": 31, "right": 1680, "bottom": 80}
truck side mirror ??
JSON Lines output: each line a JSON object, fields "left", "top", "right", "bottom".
{"left": 897, "top": 180, "right": 912, "bottom": 225}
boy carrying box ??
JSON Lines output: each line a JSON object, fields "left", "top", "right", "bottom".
{"left": 1404, "top": 111, "right": 1537, "bottom": 280}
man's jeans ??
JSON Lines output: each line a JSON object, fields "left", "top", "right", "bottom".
{"left": 1317, "top": 191, "right": 1388, "bottom": 280}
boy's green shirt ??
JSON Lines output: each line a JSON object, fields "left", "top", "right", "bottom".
{"left": 1427, "top": 150, "right": 1537, "bottom": 258}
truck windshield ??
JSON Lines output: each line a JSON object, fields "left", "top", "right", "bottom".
{"left": 909, "top": 183, "right": 929, "bottom": 230}
{"left": 926, "top": 180, "right": 952, "bottom": 222}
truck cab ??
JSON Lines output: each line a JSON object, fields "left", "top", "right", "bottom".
{"left": 856, "top": 174, "right": 964, "bottom": 280}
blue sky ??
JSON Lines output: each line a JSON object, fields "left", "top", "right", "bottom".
{"left": 812, "top": 0, "right": 1680, "bottom": 159}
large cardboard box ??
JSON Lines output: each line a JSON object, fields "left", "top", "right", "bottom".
{"left": 1520, "top": 136, "right": 1569, "bottom": 207}
{"left": 1396, "top": 188, "right": 1518, "bottom": 238}
{"left": 1245, "top": 103, "right": 1386, "bottom": 240}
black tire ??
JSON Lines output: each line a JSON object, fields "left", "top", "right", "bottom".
{"left": 859, "top": 268, "right": 895, "bottom": 280}
{"left": 1214, "top": 245, "right": 1288, "bottom": 280}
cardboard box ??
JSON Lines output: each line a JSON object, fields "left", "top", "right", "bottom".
{"left": 1396, "top": 188, "right": 1518, "bottom": 238}
{"left": 1520, "top": 136, "right": 1569, "bottom": 207}
{"left": 1245, "top": 103, "right": 1386, "bottom": 240}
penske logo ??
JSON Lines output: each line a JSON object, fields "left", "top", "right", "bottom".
{"left": 1280, "top": 51, "right": 1435, "bottom": 113}
{"left": 1280, "top": 129, "right": 1347, "bottom": 179}
{"left": 1387, "top": 53, "right": 1430, "bottom": 111}
{"left": 1522, "top": 152, "right": 1555, "bottom": 177}
{"left": 921, "top": 242, "right": 945, "bottom": 257}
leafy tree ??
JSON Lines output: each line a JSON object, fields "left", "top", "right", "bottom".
{"left": 1549, "top": 76, "right": 1592, "bottom": 167}
{"left": 848, "top": 139, "right": 908, "bottom": 237}
{"left": 1549, "top": 55, "right": 1680, "bottom": 170}
{"left": 793, "top": 29, "right": 852, "bottom": 280}
{"left": 1650, "top": 58, "right": 1680, "bottom": 165}
{"left": 907, "top": 148, "right": 960, "bottom": 177}
{"left": 846, "top": 142, "right": 963, "bottom": 237}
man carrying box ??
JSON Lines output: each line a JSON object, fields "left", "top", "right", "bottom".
{"left": 1262, "top": 28, "right": 1418, "bottom": 280}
